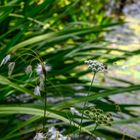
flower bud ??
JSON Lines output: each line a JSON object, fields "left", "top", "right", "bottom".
{"left": 8, "top": 62, "right": 15, "bottom": 76}
{"left": 25, "top": 65, "right": 32, "bottom": 75}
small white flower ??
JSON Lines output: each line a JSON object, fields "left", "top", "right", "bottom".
{"left": 36, "top": 64, "right": 43, "bottom": 75}
{"left": 49, "top": 130, "right": 60, "bottom": 140}
{"left": 8, "top": 62, "right": 15, "bottom": 76}
{"left": 48, "top": 127, "right": 57, "bottom": 136}
{"left": 39, "top": 75, "right": 45, "bottom": 91}
{"left": 59, "top": 135, "right": 70, "bottom": 140}
{"left": 49, "top": 134, "right": 56, "bottom": 140}
{"left": 36, "top": 63, "right": 51, "bottom": 75}
{"left": 34, "top": 86, "right": 41, "bottom": 96}
{"left": 48, "top": 127, "right": 70, "bottom": 140}
{"left": 33, "top": 132, "right": 44, "bottom": 140}
{"left": 0, "top": 54, "right": 11, "bottom": 66}
{"left": 25, "top": 65, "right": 32, "bottom": 75}
{"left": 44, "top": 64, "right": 51, "bottom": 72}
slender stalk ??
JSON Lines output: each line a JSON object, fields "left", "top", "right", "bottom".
{"left": 79, "top": 73, "right": 96, "bottom": 138}
{"left": 122, "top": 133, "right": 125, "bottom": 140}
{"left": 43, "top": 84, "right": 47, "bottom": 132}
{"left": 43, "top": 68, "right": 47, "bottom": 132}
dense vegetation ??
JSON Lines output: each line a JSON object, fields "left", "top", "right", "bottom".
{"left": 0, "top": 0, "right": 140, "bottom": 139}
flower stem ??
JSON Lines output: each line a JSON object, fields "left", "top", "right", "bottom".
{"left": 43, "top": 88, "right": 47, "bottom": 132}
{"left": 79, "top": 73, "right": 96, "bottom": 138}
{"left": 43, "top": 69, "right": 47, "bottom": 132}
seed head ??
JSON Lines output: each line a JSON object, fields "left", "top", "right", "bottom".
{"left": 85, "top": 60, "right": 107, "bottom": 73}
{"left": 84, "top": 107, "right": 113, "bottom": 127}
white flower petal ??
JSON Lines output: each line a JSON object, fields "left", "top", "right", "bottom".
{"left": 34, "top": 86, "right": 41, "bottom": 96}
{"left": 0, "top": 54, "right": 11, "bottom": 66}
{"left": 48, "top": 126, "right": 57, "bottom": 135}
{"left": 33, "top": 132, "right": 44, "bottom": 140}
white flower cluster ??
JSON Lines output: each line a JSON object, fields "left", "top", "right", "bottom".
{"left": 85, "top": 60, "right": 107, "bottom": 73}
{"left": 48, "top": 127, "right": 71, "bottom": 140}
{"left": 33, "top": 63, "right": 51, "bottom": 96}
